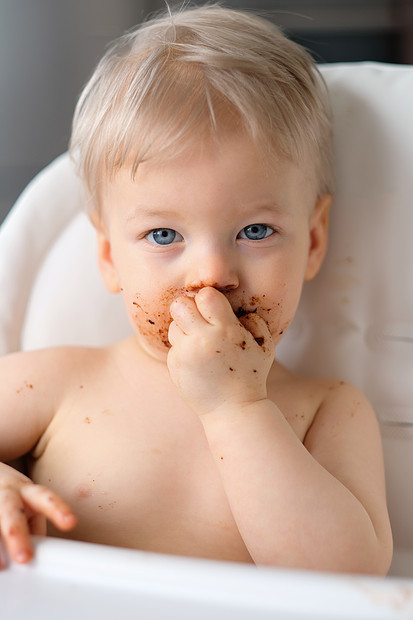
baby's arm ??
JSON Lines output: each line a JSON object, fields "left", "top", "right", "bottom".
{"left": 0, "top": 350, "right": 77, "bottom": 567}
{"left": 168, "top": 287, "right": 393, "bottom": 574}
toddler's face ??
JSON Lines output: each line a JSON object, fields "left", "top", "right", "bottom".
{"left": 97, "top": 134, "right": 329, "bottom": 361}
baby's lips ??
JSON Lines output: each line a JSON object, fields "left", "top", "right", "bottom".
{"left": 170, "top": 286, "right": 235, "bottom": 318}
{"left": 183, "top": 290, "right": 197, "bottom": 299}
{"left": 184, "top": 284, "right": 235, "bottom": 299}
{"left": 170, "top": 288, "right": 200, "bottom": 311}
{"left": 234, "top": 306, "right": 258, "bottom": 319}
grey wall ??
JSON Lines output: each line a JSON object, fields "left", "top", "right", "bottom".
{"left": 0, "top": 0, "right": 149, "bottom": 224}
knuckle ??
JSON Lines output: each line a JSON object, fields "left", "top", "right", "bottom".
{"left": 5, "top": 520, "right": 26, "bottom": 538}
{"left": 21, "top": 483, "right": 54, "bottom": 503}
{"left": 0, "top": 478, "right": 22, "bottom": 492}
{"left": 0, "top": 486, "right": 22, "bottom": 509}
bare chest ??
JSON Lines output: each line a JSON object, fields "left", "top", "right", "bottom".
{"left": 30, "top": 380, "right": 253, "bottom": 561}
{"left": 29, "top": 358, "right": 319, "bottom": 562}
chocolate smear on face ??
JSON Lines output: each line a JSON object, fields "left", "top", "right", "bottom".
{"left": 235, "top": 307, "right": 257, "bottom": 318}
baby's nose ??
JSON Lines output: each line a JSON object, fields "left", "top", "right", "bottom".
{"left": 185, "top": 249, "right": 239, "bottom": 295}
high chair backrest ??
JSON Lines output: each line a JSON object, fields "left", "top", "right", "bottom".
{"left": 0, "top": 62, "right": 412, "bottom": 555}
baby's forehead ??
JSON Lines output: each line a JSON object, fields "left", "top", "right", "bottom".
{"left": 114, "top": 125, "right": 317, "bottom": 181}
{"left": 98, "top": 134, "right": 319, "bottom": 222}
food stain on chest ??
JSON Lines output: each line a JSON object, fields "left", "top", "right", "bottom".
{"left": 16, "top": 380, "right": 34, "bottom": 394}
{"left": 98, "top": 501, "right": 117, "bottom": 511}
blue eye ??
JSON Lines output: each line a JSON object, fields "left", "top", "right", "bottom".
{"left": 146, "top": 228, "right": 183, "bottom": 245}
{"left": 238, "top": 224, "right": 274, "bottom": 241}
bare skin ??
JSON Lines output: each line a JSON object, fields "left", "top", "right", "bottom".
{"left": 0, "top": 135, "right": 393, "bottom": 573}
{"left": 0, "top": 327, "right": 392, "bottom": 571}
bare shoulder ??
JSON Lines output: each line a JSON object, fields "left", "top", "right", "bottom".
{"left": 268, "top": 362, "right": 385, "bottom": 492}
{"left": 0, "top": 344, "right": 114, "bottom": 411}
{"left": 268, "top": 362, "right": 378, "bottom": 438}
{"left": 0, "top": 345, "right": 109, "bottom": 389}
{"left": 0, "top": 345, "right": 110, "bottom": 461}
{"left": 304, "top": 376, "right": 381, "bottom": 457}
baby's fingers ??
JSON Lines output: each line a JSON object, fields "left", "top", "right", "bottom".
{"left": 0, "top": 484, "right": 77, "bottom": 567}
{"left": 195, "top": 287, "right": 235, "bottom": 325}
{"left": 0, "top": 486, "right": 35, "bottom": 565}
{"left": 170, "top": 295, "right": 205, "bottom": 334}
{"left": 240, "top": 312, "right": 274, "bottom": 355}
{"left": 20, "top": 485, "right": 77, "bottom": 532}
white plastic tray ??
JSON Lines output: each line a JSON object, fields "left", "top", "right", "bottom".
{"left": 1, "top": 537, "right": 413, "bottom": 619}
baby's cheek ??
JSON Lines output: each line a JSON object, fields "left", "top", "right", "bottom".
{"left": 129, "top": 287, "right": 187, "bottom": 350}
{"left": 257, "top": 296, "right": 291, "bottom": 341}
{"left": 129, "top": 296, "right": 171, "bottom": 350}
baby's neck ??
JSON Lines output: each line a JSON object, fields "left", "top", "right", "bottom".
{"left": 118, "top": 335, "right": 170, "bottom": 366}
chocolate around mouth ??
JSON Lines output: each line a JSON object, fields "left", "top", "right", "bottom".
{"left": 234, "top": 307, "right": 258, "bottom": 318}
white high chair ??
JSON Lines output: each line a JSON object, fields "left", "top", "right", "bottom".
{"left": 1, "top": 62, "right": 413, "bottom": 619}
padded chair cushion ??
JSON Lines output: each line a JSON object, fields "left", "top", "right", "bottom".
{"left": 279, "top": 63, "right": 413, "bottom": 425}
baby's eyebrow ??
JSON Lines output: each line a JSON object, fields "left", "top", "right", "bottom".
{"left": 124, "top": 200, "right": 291, "bottom": 223}
{"left": 252, "top": 203, "right": 287, "bottom": 214}
{"left": 240, "top": 202, "right": 294, "bottom": 219}
{"left": 125, "top": 206, "right": 179, "bottom": 222}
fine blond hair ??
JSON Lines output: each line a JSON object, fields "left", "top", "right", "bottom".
{"left": 70, "top": 4, "right": 333, "bottom": 209}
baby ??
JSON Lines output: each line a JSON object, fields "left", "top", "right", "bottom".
{"left": 0, "top": 5, "right": 392, "bottom": 573}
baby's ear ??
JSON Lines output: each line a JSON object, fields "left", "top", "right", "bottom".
{"left": 91, "top": 212, "right": 122, "bottom": 294}
{"left": 304, "top": 193, "right": 332, "bottom": 281}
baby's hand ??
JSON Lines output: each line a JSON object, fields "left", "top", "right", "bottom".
{"left": 0, "top": 465, "right": 77, "bottom": 568}
{"left": 167, "top": 287, "right": 275, "bottom": 416}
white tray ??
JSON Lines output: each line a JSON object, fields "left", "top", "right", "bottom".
{"left": 1, "top": 537, "right": 412, "bottom": 619}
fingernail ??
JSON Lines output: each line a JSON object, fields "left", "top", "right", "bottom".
{"left": 61, "top": 512, "right": 77, "bottom": 527}
{"left": 16, "top": 550, "right": 32, "bottom": 563}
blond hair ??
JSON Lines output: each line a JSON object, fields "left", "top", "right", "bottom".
{"left": 70, "top": 4, "right": 333, "bottom": 209}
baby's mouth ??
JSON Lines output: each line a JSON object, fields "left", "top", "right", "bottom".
{"left": 234, "top": 306, "right": 258, "bottom": 319}
{"left": 181, "top": 286, "right": 259, "bottom": 319}
{"left": 184, "top": 284, "right": 235, "bottom": 298}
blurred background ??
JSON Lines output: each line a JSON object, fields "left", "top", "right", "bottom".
{"left": 1, "top": 0, "right": 412, "bottom": 224}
